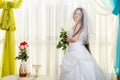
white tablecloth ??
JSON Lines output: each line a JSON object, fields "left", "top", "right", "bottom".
{"left": 1, "top": 75, "right": 52, "bottom": 80}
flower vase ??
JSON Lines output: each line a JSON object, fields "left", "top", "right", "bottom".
{"left": 19, "top": 60, "right": 27, "bottom": 77}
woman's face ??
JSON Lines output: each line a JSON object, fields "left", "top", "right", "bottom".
{"left": 73, "top": 9, "right": 82, "bottom": 23}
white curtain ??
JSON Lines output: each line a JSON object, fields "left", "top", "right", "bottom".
{"left": 87, "top": 0, "right": 118, "bottom": 80}
{"left": 0, "top": 0, "right": 118, "bottom": 80}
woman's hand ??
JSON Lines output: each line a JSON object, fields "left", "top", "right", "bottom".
{"left": 66, "top": 37, "right": 71, "bottom": 43}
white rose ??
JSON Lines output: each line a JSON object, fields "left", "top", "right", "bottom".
{"left": 60, "top": 26, "right": 68, "bottom": 32}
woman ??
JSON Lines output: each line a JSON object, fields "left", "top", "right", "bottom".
{"left": 61, "top": 8, "right": 105, "bottom": 80}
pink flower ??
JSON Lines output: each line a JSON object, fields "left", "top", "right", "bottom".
{"left": 19, "top": 45, "right": 25, "bottom": 50}
{"left": 24, "top": 44, "right": 28, "bottom": 49}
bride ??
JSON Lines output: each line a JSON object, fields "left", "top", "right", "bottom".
{"left": 60, "top": 7, "right": 105, "bottom": 80}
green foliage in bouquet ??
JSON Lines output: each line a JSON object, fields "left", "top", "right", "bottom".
{"left": 56, "top": 28, "right": 68, "bottom": 51}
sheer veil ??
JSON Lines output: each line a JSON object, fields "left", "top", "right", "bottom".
{"left": 80, "top": 8, "right": 89, "bottom": 45}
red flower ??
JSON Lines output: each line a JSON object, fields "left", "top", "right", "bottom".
{"left": 19, "top": 41, "right": 28, "bottom": 50}
{"left": 20, "top": 41, "right": 28, "bottom": 45}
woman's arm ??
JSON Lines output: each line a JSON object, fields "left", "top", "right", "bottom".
{"left": 66, "top": 34, "right": 80, "bottom": 42}
{"left": 66, "top": 24, "right": 82, "bottom": 43}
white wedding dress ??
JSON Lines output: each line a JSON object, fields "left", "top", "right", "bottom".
{"left": 60, "top": 28, "right": 105, "bottom": 80}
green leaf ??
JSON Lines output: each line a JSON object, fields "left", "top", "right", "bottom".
{"left": 56, "top": 29, "right": 68, "bottom": 54}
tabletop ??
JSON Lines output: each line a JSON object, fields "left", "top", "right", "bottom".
{"left": 1, "top": 75, "right": 52, "bottom": 80}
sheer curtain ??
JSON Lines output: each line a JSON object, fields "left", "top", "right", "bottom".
{"left": 87, "top": 0, "right": 118, "bottom": 80}
{"left": 0, "top": 0, "right": 118, "bottom": 80}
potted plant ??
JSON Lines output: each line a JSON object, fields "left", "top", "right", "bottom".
{"left": 16, "top": 41, "right": 29, "bottom": 77}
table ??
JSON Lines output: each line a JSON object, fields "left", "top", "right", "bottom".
{"left": 1, "top": 75, "right": 52, "bottom": 80}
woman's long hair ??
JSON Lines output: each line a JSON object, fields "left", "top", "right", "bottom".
{"left": 72, "top": 8, "right": 91, "bottom": 53}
